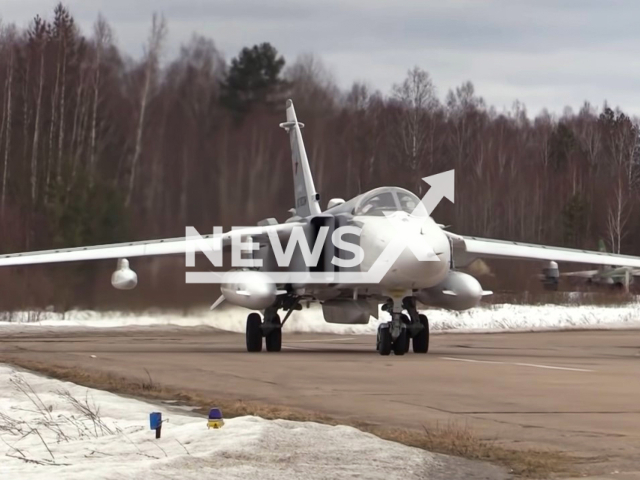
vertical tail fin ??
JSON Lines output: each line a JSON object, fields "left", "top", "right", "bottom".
{"left": 598, "top": 239, "right": 607, "bottom": 253}
{"left": 279, "top": 99, "right": 322, "bottom": 218}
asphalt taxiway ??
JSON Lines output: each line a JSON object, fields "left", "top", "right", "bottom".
{"left": 2, "top": 326, "right": 640, "bottom": 478}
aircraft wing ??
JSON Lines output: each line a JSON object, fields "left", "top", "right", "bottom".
{"left": 447, "top": 233, "right": 640, "bottom": 269}
{"left": 562, "top": 267, "right": 640, "bottom": 279}
{"left": 0, "top": 223, "right": 302, "bottom": 267}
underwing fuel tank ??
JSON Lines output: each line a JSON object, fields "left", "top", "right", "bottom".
{"left": 415, "top": 271, "right": 490, "bottom": 311}
{"left": 111, "top": 258, "right": 138, "bottom": 290}
{"left": 220, "top": 270, "right": 277, "bottom": 310}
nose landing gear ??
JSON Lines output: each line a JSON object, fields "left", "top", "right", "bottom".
{"left": 376, "top": 320, "right": 408, "bottom": 356}
{"left": 377, "top": 296, "right": 429, "bottom": 355}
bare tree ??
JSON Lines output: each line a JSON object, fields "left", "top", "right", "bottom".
{"left": 1, "top": 28, "right": 16, "bottom": 214}
{"left": 126, "top": 13, "right": 167, "bottom": 206}
{"left": 28, "top": 16, "right": 48, "bottom": 205}
{"left": 607, "top": 175, "right": 631, "bottom": 254}
{"left": 89, "top": 14, "right": 112, "bottom": 184}
{"left": 285, "top": 53, "right": 338, "bottom": 113}
{"left": 446, "top": 81, "right": 485, "bottom": 168}
{"left": 0, "top": 32, "right": 9, "bottom": 171}
{"left": 69, "top": 55, "right": 88, "bottom": 185}
{"left": 391, "top": 67, "right": 439, "bottom": 193}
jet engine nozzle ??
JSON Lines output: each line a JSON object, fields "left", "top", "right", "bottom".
{"left": 111, "top": 258, "right": 138, "bottom": 290}
{"left": 220, "top": 270, "right": 277, "bottom": 310}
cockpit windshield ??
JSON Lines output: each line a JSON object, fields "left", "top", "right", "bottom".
{"left": 354, "top": 188, "right": 426, "bottom": 217}
{"left": 355, "top": 192, "right": 397, "bottom": 216}
{"left": 398, "top": 193, "right": 420, "bottom": 213}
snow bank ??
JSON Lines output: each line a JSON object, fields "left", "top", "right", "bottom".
{"left": 1, "top": 302, "right": 640, "bottom": 334}
{"left": 0, "top": 364, "right": 437, "bottom": 479}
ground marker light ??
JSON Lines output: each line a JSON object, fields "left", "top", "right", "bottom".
{"left": 208, "top": 408, "right": 224, "bottom": 429}
{"left": 150, "top": 412, "right": 163, "bottom": 439}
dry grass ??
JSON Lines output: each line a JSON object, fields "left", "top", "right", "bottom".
{"left": 367, "top": 423, "right": 569, "bottom": 477}
{"left": 0, "top": 357, "right": 574, "bottom": 478}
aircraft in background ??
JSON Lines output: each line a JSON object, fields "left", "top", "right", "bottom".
{"left": 545, "top": 240, "right": 640, "bottom": 291}
{"left": 2, "top": 100, "right": 640, "bottom": 356}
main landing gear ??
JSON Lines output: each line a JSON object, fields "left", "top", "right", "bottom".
{"left": 246, "top": 312, "right": 282, "bottom": 352}
{"left": 245, "top": 295, "right": 429, "bottom": 356}
{"left": 245, "top": 297, "right": 300, "bottom": 353}
{"left": 377, "top": 296, "right": 429, "bottom": 356}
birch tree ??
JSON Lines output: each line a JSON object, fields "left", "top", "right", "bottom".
{"left": 391, "top": 67, "right": 439, "bottom": 193}
{"left": 126, "top": 13, "right": 166, "bottom": 206}
{"left": 1, "top": 28, "right": 15, "bottom": 214}
{"left": 607, "top": 175, "right": 631, "bottom": 254}
{"left": 28, "top": 16, "right": 48, "bottom": 205}
{"left": 89, "top": 14, "right": 112, "bottom": 184}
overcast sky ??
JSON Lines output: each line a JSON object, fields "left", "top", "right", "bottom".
{"left": 5, "top": 0, "right": 640, "bottom": 116}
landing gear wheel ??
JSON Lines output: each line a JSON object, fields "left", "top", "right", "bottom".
{"left": 265, "top": 314, "right": 282, "bottom": 352}
{"left": 412, "top": 314, "right": 429, "bottom": 353}
{"left": 377, "top": 325, "right": 392, "bottom": 356}
{"left": 392, "top": 328, "right": 407, "bottom": 356}
{"left": 246, "top": 313, "right": 263, "bottom": 352}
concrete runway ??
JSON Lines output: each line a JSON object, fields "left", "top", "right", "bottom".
{"left": 2, "top": 326, "right": 640, "bottom": 478}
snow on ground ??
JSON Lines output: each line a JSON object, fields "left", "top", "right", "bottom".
{"left": 1, "top": 302, "right": 640, "bottom": 335}
{"left": 0, "top": 364, "right": 438, "bottom": 479}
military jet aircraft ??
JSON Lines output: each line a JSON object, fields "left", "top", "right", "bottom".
{"left": 536, "top": 240, "right": 640, "bottom": 292}
{"left": 2, "top": 100, "right": 640, "bottom": 356}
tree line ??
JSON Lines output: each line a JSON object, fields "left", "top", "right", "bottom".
{"left": 0, "top": 5, "right": 638, "bottom": 309}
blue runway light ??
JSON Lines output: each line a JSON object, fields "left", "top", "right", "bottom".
{"left": 207, "top": 408, "right": 224, "bottom": 429}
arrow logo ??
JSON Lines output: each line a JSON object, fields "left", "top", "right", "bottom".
{"left": 417, "top": 170, "right": 455, "bottom": 216}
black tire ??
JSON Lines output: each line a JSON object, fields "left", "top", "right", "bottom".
{"left": 378, "top": 325, "right": 392, "bottom": 356}
{"left": 265, "top": 314, "right": 282, "bottom": 352}
{"left": 393, "top": 328, "right": 407, "bottom": 356}
{"left": 246, "top": 313, "right": 263, "bottom": 352}
{"left": 413, "top": 314, "right": 429, "bottom": 353}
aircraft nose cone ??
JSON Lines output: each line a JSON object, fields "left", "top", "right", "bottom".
{"left": 359, "top": 214, "right": 451, "bottom": 289}
{"left": 382, "top": 220, "right": 450, "bottom": 289}
{"left": 423, "top": 222, "right": 451, "bottom": 261}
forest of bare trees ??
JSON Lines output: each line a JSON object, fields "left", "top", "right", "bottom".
{"left": 0, "top": 5, "right": 638, "bottom": 309}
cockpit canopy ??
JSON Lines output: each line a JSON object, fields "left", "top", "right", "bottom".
{"left": 353, "top": 187, "right": 425, "bottom": 217}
